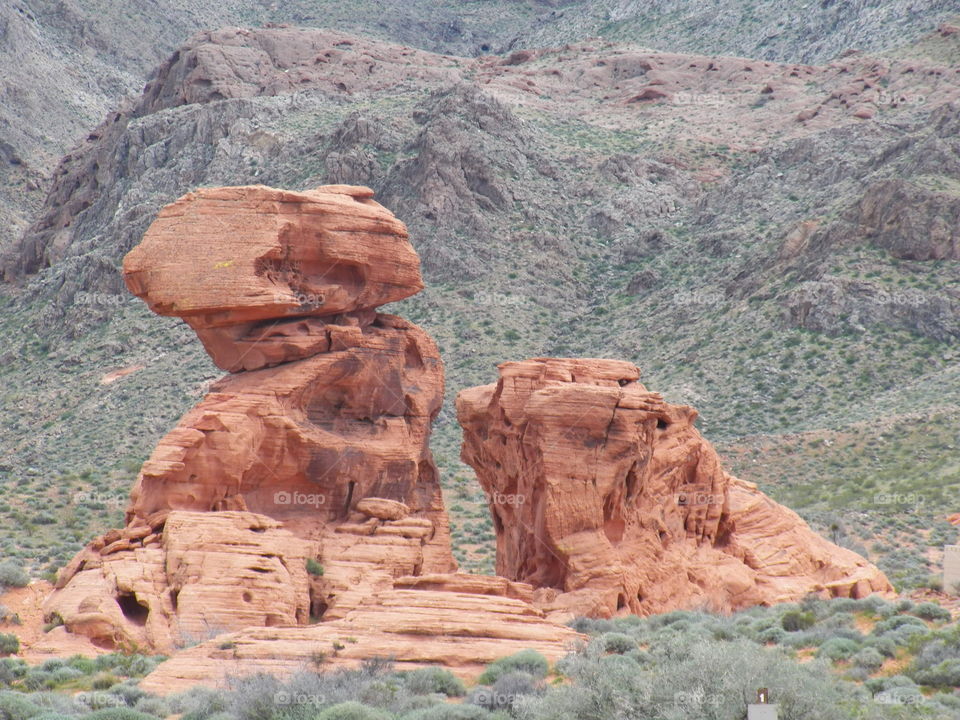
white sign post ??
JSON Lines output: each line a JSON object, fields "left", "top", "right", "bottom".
{"left": 748, "top": 689, "right": 778, "bottom": 720}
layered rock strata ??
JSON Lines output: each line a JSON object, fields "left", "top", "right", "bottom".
{"left": 45, "top": 185, "right": 458, "bottom": 650}
{"left": 456, "top": 357, "right": 893, "bottom": 619}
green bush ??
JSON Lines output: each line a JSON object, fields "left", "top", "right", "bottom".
{"left": 401, "top": 705, "right": 493, "bottom": 720}
{"left": 815, "top": 637, "right": 860, "bottom": 661}
{"left": 21, "top": 671, "right": 54, "bottom": 691}
{"left": 781, "top": 610, "right": 815, "bottom": 632}
{"left": 873, "top": 614, "right": 927, "bottom": 635}
{"left": 912, "top": 602, "right": 951, "bottom": 622}
{"left": 0, "top": 691, "right": 42, "bottom": 720}
{"left": 851, "top": 646, "right": 884, "bottom": 671}
{"left": 599, "top": 632, "right": 635, "bottom": 654}
{"left": 315, "top": 701, "right": 390, "bottom": 720}
{"left": 478, "top": 650, "right": 548, "bottom": 684}
{"left": 86, "top": 709, "right": 159, "bottom": 720}
{"left": 912, "top": 658, "right": 960, "bottom": 687}
{"left": 0, "top": 636, "right": 18, "bottom": 657}
{"left": 402, "top": 667, "right": 465, "bottom": 697}
{"left": 0, "top": 562, "right": 28, "bottom": 590}
{"left": 67, "top": 655, "right": 97, "bottom": 674}
{"left": 757, "top": 627, "right": 786, "bottom": 644}
{"left": 306, "top": 559, "right": 324, "bottom": 577}
{"left": 91, "top": 673, "right": 119, "bottom": 690}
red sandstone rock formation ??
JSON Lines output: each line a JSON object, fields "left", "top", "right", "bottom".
{"left": 457, "top": 357, "right": 893, "bottom": 620}
{"left": 140, "top": 573, "right": 581, "bottom": 693}
{"left": 45, "top": 185, "right": 460, "bottom": 651}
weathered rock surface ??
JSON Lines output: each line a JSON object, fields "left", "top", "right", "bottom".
{"left": 457, "top": 358, "right": 893, "bottom": 619}
{"left": 46, "top": 511, "right": 316, "bottom": 650}
{"left": 45, "top": 185, "right": 458, "bottom": 652}
{"left": 123, "top": 185, "right": 423, "bottom": 337}
{"left": 140, "top": 575, "right": 582, "bottom": 693}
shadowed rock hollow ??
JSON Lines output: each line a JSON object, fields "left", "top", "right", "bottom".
{"left": 456, "top": 357, "right": 894, "bottom": 619}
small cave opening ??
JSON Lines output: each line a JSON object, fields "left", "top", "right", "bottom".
{"left": 169, "top": 589, "right": 179, "bottom": 612}
{"left": 242, "top": 591, "right": 253, "bottom": 603}
{"left": 117, "top": 592, "right": 149, "bottom": 626}
{"left": 656, "top": 418, "right": 668, "bottom": 430}
{"left": 616, "top": 593, "right": 627, "bottom": 610}
{"left": 342, "top": 480, "right": 356, "bottom": 517}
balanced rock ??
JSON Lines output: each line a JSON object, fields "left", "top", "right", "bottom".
{"left": 123, "top": 184, "right": 424, "bottom": 371}
{"left": 46, "top": 185, "right": 457, "bottom": 651}
{"left": 457, "top": 358, "right": 893, "bottom": 619}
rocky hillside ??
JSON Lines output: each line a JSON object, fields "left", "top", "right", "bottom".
{"left": 2, "top": 0, "right": 956, "bottom": 240}
{"left": 1, "top": 17, "right": 959, "bottom": 588}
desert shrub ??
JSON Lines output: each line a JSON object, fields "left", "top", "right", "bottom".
{"left": 624, "top": 649, "right": 651, "bottom": 666}
{"left": 598, "top": 654, "right": 642, "bottom": 676}
{"left": 894, "top": 599, "right": 914, "bottom": 613}
{"left": 108, "top": 681, "right": 148, "bottom": 707}
{"left": 91, "top": 674, "right": 119, "bottom": 691}
{"left": 470, "top": 671, "right": 540, "bottom": 712}
{"left": 568, "top": 617, "right": 617, "bottom": 635}
{"left": 757, "top": 627, "right": 786, "bottom": 644}
{"left": 478, "top": 650, "right": 548, "bottom": 685}
{"left": 86, "top": 709, "right": 159, "bottom": 720}
{"left": 401, "top": 705, "right": 493, "bottom": 720}
{"left": 356, "top": 679, "right": 403, "bottom": 709}
{"left": 874, "top": 684, "right": 926, "bottom": 706}
{"left": 599, "top": 632, "right": 635, "bottom": 654}
{"left": 166, "top": 686, "right": 228, "bottom": 720}
{"left": 0, "top": 692, "right": 42, "bottom": 720}
{"left": 873, "top": 615, "right": 927, "bottom": 636}
{"left": 912, "top": 603, "right": 951, "bottom": 622}
{"left": 95, "top": 655, "right": 157, "bottom": 678}
{"left": 0, "top": 636, "right": 18, "bottom": 657}
{"left": 527, "top": 637, "right": 856, "bottom": 720}
{"left": 133, "top": 696, "right": 170, "bottom": 718}
{"left": 0, "top": 660, "right": 26, "bottom": 683}
{"left": 781, "top": 610, "right": 815, "bottom": 632}
{"left": 65, "top": 655, "right": 96, "bottom": 674}
{"left": 306, "top": 559, "right": 324, "bottom": 577}
{"left": 0, "top": 562, "right": 29, "bottom": 590}
{"left": 816, "top": 638, "right": 860, "bottom": 661}
{"left": 402, "top": 668, "right": 465, "bottom": 697}
{"left": 851, "top": 646, "right": 884, "bottom": 671}
{"left": 21, "top": 671, "right": 55, "bottom": 691}
{"left": 860, "top": 595, "right": 894, "bottom": 615}
{"left": 844, "top": 667, "right": 870, "bottom": 682}
{"left": 863, "top": 636, "right": 898, "bottom": 657}
{"left": 50, "top": 666, "right": 83, "bottom": 685}
{"left": 912, "top": 658, "right": 960, "bottom": 687}
{"left": 314, "top": 702, "right": 389, "bottom": 720}
{"left": 31, "top": 690, "right": 90, "bottom": 716}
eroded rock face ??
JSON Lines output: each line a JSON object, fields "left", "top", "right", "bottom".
{"left": 45, "top": 512, "right": 316, "bottom": 650}
{"left": 46, "top": 185, "right": 456, "bottom": 651}
{"left": 140, "top": 573, "right": 582, "bottom": 693}
{"left": 457, "top": 357, "right": 893, "bottom": 619}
